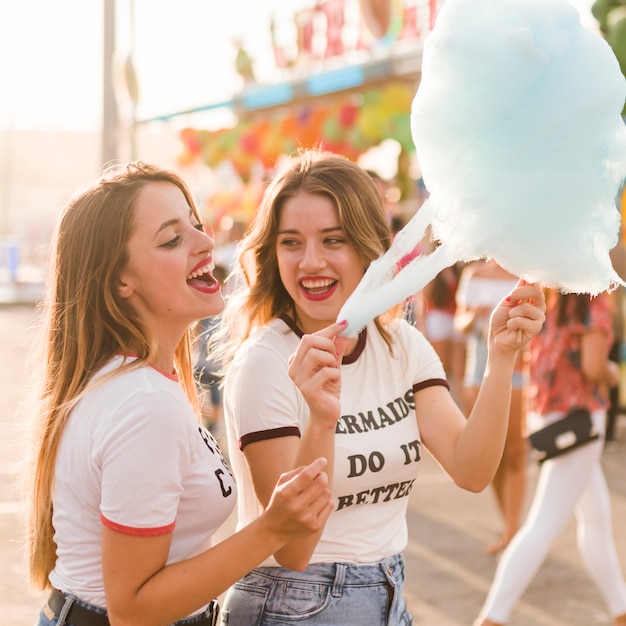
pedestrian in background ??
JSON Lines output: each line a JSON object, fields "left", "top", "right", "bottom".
{"left": 421, "top": 258, "right": 466, "bottom": 404}
{"left": 607, "top": 238, "right": 626, "bottom": 444}
{"left": 475, "top": 290, "right": 626, "bottom": 626}
{"left": 454, "top": 258, "right": 528, "bottom": 555}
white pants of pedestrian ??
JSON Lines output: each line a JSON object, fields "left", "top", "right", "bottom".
{"left": 480, "top": 409, "right": 626, "bottom": 623}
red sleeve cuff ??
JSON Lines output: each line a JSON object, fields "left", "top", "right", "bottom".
{"left": 100, "top": 512, "right": 175, "bottom": 536}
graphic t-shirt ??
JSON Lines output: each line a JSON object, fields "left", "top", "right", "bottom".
{"left": 49, "top": 357, "right": 236, "bottom": 610}
{"left": 224, "top": 318, "right": 447, "bottom": 565}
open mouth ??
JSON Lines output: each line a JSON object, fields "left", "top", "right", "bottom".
{"left": 187, "top": 264, "right": 220, "bottom": 293}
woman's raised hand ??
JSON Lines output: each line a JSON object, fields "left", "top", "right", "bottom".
{"left": 288, "top": 320, "right": 350, "bottom": 429}
{"left": 489, "top": 280, "right": 546, "bottom": 350}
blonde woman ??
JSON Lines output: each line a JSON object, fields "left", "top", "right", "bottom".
{"left": 217, "top": 150, "right": 546, "bottom": 625}
{"left": 27, "top": 162, "right": 333, "bottom": 626}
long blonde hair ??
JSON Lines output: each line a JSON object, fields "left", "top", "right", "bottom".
{"left": 220, "top": 150, "right": 401, "bottom": 363}
{"left": 27, "top": 162, "right": 201, "bottom": 590}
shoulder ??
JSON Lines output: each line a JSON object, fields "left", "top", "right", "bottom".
{"left": 240, "top": 318, "right": 297, "bottom": 355}
{"left": 87, "top": 361, "right": 191, "bottom": 428}
{"left": 386, "top": 317, "right": 424, "bottom": 341}
{"left": 461, "top": 260, "right": 484, "bottom": 277}
{"left": 70, "top": 366, "right": 196, "bottom": 467}
{"left": 227, "top": 319, "right": 297, "bottom": 377}
{"left": 376, "top": 319, "right": 447, "bottom": 380}
{"left": 587, "top": 294, "right": 613, "bottom": 329}
{"left": 456, "top": 261, "right": 484, "bottom": 291}
{"left": 377, "top": 318, "right": 436, "bottom": 356}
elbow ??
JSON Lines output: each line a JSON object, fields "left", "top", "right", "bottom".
{"left": 107, "top": 614, "right": 136, "bottom": 626}
{"left": 454, "top": 476, "right": 490, "bottom": 493}
{"left": 274, "top": 553, "right": 310, "bottom": 572}
{"left": 581, "top": 366, "right": 604, "bottom": 383}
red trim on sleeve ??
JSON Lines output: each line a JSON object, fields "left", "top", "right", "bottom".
{"left": 100, "top": 512, "right": 175, "bottom": 536}
{"left": 239, "top": 426, "right": 301, "bottom": 451}
{"left": 413, "top": 378, "right": 450, "bottom": 393}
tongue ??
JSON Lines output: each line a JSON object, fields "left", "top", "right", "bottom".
{"left": 188, "top": 278, "right": 210, "bottom": 290}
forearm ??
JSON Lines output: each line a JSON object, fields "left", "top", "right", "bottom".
{"left": 581, "top": 331, "right": 619, "bottom": 386}
{"left": 592, "top": 359, "right": 620, "bottom": 387}
{"left": 295, "top": 412, "right": 337, "bottom": 469}
{"left": 453, "top": 352, "right": 517, "bottom": 491}
{"left": 107, "top": 519, "right": 287, "bottom": 626}
{"left": 274, "top": 418, "right": 335, "bottom": 568}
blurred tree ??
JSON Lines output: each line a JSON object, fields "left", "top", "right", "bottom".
{"left": 592, "top": 0, "right": 626, "bottom": 113}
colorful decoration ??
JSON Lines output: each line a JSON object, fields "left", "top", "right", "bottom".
{"left": 359, "top": 0, "right": 405, "bottom": 46}
{"left": 178, "top": 82, "right": 416, "bottom": 179}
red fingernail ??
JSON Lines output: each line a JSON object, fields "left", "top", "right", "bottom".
{"left": 338, "top": 319, "right": 347, "bottom": 325}
{"left": 506, "top": 296, "right": 511, "bottom": 302}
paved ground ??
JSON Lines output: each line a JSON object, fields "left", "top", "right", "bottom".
{"left": 2, "top": 303, "right": 625, "bottom": 625}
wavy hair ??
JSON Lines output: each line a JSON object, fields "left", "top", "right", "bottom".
{"left": 27, "top": 161, "right": 201, "bottom": 590}
{"left": 220, "top": 150, "right": 401, "bottom": 362}
{"left": 555, "top": 291, "right": 591, "bottom": 327}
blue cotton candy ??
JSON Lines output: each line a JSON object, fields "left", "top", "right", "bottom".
{"left": 339, "top": 0, "right": 626, "bottom": 337}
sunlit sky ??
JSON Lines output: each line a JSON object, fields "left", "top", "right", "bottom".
{"left": 0, "top": 0, "right": 306, "bottom": 131}
{"left": 0, "top": 0, "right": 597, "bottom": 132}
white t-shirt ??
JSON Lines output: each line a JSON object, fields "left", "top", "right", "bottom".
{"left": 224, "top": 317, "right": 446, "bottom": 565}
{"left": 49, "top": 356, "right": 236, "bottom": 610}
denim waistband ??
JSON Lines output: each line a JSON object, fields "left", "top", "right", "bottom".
{"left": 253, "top": 553, "right": 405, "bottom": 589}
{"left": 46, "top": 587, "right": 219, "bottom": 626}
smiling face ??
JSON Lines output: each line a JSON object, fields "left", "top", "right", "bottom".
{"left": 118, "top": 181, "right": 224, "bottom": 345}
{"left": 276, "top": 191, "right": 365, "bottom": 333}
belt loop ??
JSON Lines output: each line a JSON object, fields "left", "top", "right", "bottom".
{"left": 57, "top": 593, "right": 77, "bottom": 626}
{"left": 331, "top": 562, "right": 346, "bottom": 598}
{"left": 381, "top": 555, "right": 395, "bottom": 584}
{"left": 210, "top": 599, "right": 219, "bottom": 626}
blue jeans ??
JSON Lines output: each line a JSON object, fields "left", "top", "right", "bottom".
{"left": 35, "top": 594, "right": 218, "bottom": 626}
{"left": 220, "top": 553, "right": 412, "bottom": 625}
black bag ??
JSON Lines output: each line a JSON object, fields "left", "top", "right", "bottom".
{"left": 528, "top": 407, "right": 599, "bottom": 463}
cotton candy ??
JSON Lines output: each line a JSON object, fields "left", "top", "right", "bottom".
{"left": 339, "top": 0, "right": 626, "bottom": 337}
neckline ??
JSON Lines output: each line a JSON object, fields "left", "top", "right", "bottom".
{"left": 115, "top": 353, "right": 179, "bottom": 382}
